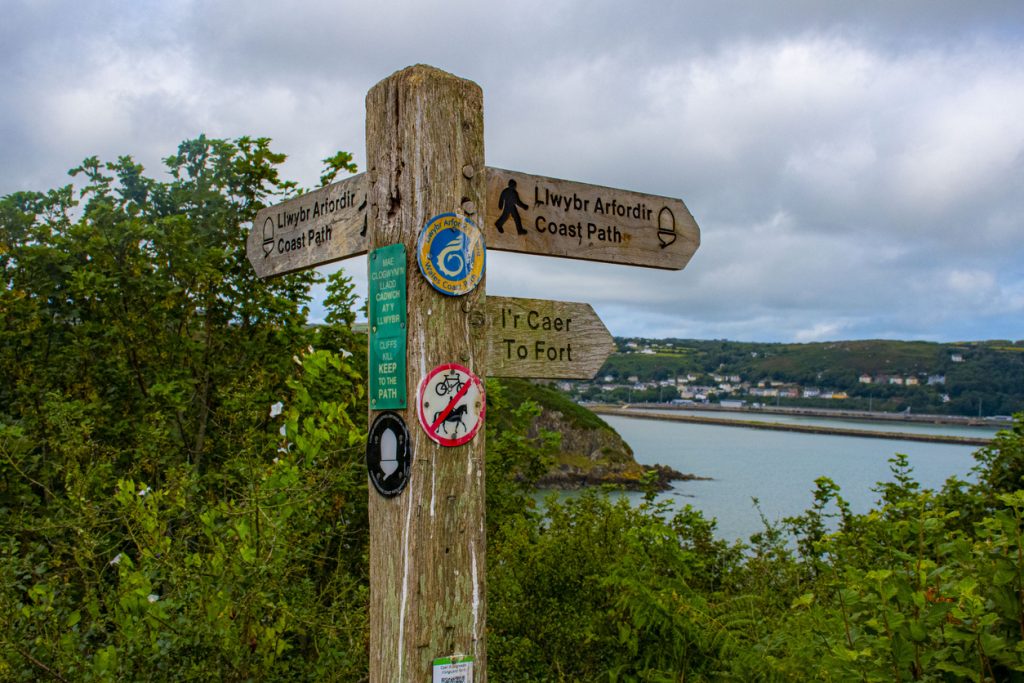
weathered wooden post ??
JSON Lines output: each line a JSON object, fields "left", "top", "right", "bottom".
{"left": 365, "top": 65, "right": 488, "bottom": 683}
{"left": 247, "top": 62, "right": 700, "bottom": 683}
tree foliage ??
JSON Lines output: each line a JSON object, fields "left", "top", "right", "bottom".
{"left": 0, "top": 137, "right": 370, "bottom": 680}
{"left": 3, "top": 137, "right": 1023, "bottom": 681}
{"left": 487, "top": 420, "right": 1024, "bottom": 681}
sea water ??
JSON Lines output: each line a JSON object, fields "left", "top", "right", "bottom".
{"left": 553, "top": 414, "right": 986, "bottom": 544}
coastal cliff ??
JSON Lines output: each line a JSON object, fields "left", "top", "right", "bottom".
{"left": 494, "top": 379, "right": 700, "bottom": 490}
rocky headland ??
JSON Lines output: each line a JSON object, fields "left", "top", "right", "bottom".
{"left": 496, "top": 379, "right": 705, "bottom": 491}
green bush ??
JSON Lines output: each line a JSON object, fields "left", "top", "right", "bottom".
{"left": 1, "top": 137, "right": 369, "bottom": 681}
{"left": 4, "top": 135, "right": 1023, "bottom": 681}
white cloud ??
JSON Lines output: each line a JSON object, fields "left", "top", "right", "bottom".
{"left": 947, "top": 269, "right": 996, "bottom": 295}
{"left": 4, "top": 1, "right": 1023, "bottom": 342}
{"left": 795, "top": 321, "right": 848, "bottom": 343}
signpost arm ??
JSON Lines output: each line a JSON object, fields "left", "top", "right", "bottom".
{"left": 366, "top": 65, "right": 488, "bottom": 682}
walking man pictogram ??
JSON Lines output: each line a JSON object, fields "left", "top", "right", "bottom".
{"left": 495, "top": 179, "right": 529, "bottom": 235}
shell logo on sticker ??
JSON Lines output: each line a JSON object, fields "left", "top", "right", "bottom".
{"left": 417, "top": 213, "right": 485, "bottom": 296}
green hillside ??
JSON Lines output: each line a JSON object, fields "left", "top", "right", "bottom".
{"left": 489, "top": 378, "right": 681, "bottom": 489}
{"left": 583, "top": 338, "right": 1024, "bottom": 416}
{"left": 489, "top": 377, "right": 613, "bottom": 435}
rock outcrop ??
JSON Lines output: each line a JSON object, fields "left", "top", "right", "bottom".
{"left": 501, "top": 380, "right": 704, "bottom": 491}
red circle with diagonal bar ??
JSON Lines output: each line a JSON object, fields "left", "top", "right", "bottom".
{"left": 417, "top": 363, "right": 486, "bottom": 447}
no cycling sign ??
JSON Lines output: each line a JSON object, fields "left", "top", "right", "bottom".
{"left": 417, "top": 363, "right": 485, "bottom": 447}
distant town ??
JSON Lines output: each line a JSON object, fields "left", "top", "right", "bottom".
{"left": 555, "top": 338, "right": 1024, "bottom": 418}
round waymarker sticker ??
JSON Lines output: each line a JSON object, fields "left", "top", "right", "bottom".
{"left": 416, "top": 213, "right": 485, "bottom": 296}
{"left": 366, "top": 412, "right": 412, "bottom": 497}
{"left": 417, "top": 363, "right": 486, "bottom": 447}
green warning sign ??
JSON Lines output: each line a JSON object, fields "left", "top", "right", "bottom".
{"left": 369, "top": 244, "right": 407, "bottom": 410}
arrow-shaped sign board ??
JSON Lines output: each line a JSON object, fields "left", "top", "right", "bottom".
{"left": 487, "top": 296, "right": 614, "bottom": 379}
{"left": 247, "top": 173, "right": 368, "bottom": 278}
{"left": 485, "top": 167, "right": 700, "bottom": 271}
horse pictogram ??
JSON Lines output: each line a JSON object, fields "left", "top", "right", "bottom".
{"left": 417, "top": 364, "right": 486, "bottom": 447}
{"left": 433, "top": 403, "right": 468, "bottom": 436}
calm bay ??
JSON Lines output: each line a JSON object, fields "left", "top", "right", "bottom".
{"left": 584, "top": 413, "right": 996, "bottom": 544}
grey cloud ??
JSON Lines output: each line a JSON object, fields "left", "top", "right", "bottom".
{"left": 3, "top": 1, "right": 1023, "bottom": 342}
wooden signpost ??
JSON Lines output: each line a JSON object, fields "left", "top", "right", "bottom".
{"left": 247, "top": 64, "right": 701, "bottom": 683}
{"left": 487, "top": 296, "right": 614, "bottom": 379}
{"left": 365, "top": 67, "right": 488, "bottom": 683}
{"left": 247, "top": 173, "right": 368, "bottom": 278}
{"left": 485, "top": 167, "right": 700, "bottom": 271}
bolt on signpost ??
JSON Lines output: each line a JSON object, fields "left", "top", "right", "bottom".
{"left": 248, "top": 64, "right": 700, "bottom": 683}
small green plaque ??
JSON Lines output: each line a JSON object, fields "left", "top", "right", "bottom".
{"left": 369, "top": 244, "right": 407, "bottom": 409}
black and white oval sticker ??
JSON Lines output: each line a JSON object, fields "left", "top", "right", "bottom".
{"left": 417, "top": 363, "right": 486, "bottom": 447}
{"left": 366, "top": 412, "right": 411, "bottom": 497}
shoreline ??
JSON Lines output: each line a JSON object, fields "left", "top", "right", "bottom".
{"left": 533, "top": 464, "right": 709, "bottom": 492}
{"left": 628, "top": 402, "right": 1006, "bottom": 427}
{"left": 592, "top": 406, "right": 994, "bottom": 446}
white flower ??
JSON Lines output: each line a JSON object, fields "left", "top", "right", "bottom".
{"left": 269, "top": 401, "right": 283, "bottom": 418}
{"left": 340, "top": 348, "right": 353, "bottom": 359}
{"left": 147, "top": 594, "right": 159, "bottom": 603}
{"left": 279, "top": 424, "right": 287, "bottom": 436}
{"left": 138, "top": 486, "right": 151, "bottom": 497}
{"left": 292, "top": 355, "right": 302, "bottom": 366}
{"left": 109, "top": 553, "right": 122, "bottom": 566}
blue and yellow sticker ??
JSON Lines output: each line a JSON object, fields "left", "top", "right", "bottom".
{"left": 416, "top": 213, "right": 485, "bottom": 296}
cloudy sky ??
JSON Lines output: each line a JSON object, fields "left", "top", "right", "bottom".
{"left": 3, "top": 1, "right": 1023, "bottom": 342}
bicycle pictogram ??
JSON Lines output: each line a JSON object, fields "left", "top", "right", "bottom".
{"left": 434, "top": 370, "right": 466, "bottom": 397}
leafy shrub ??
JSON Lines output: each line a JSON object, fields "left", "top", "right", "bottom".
{"left": 4, "top": 135, "right": 1023, "bottom": 681}
{"left": 0, "top": 137, "right": 369, "bottom": 681}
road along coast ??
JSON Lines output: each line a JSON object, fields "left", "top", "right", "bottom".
{"left": 591, "top": 406, "right": 994, "bottom": 447}
{"left": 667, "top": 403, "right": 1007, "bottom": 428}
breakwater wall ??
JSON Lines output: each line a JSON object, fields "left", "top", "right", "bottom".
{"left": 646, "top": 403, "right": 1005, "bottom": 427}
{"left": 591, "top": 407, "right": 994, "bottom": 447}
